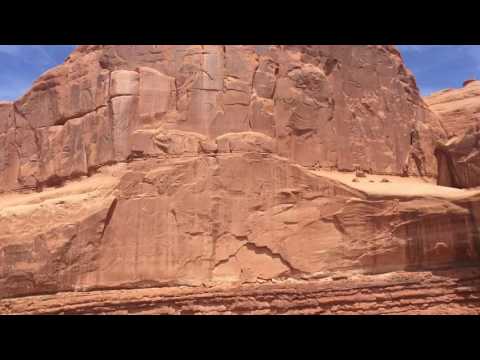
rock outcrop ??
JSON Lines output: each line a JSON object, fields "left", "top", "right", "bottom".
{"left": 2, "top": 151, "right": 480, "bottom": 310}
{"left": 426, "top": 81, "right": 480, "bottom": 188}
{"left": 1, "top": 45, "right": 479, "bottom": 315}
{"left": 425, "top": 80, "right": 480, "bottom": 137}
{"left": 435, "top": 127, "right": 480, "bottom": 188}
{"left": 0, "top": 45, "right": 446, "bottom": 195}
{"left": 3, "top": 153, "right": 480, "bottom": 301}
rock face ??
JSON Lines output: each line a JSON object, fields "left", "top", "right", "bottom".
{"left": 1, "top": 153, "right": 480, "bottom": 306}
{"left": 3, "top": 268, "right": 480, "bottom": 315}
{"left": 1, "top": 45, "right": 479, "bottom": 315}
{"left": 426, "top": 81, "right": 480, "bottom": 188}
{"left": 435, "top": 128, "right": 480, "bottom": 188}
{"left": 425, "top": 80, "right": 480, "bottom": 137}
{"left": 0, "top": 45, "right": 446, "bottom": 194}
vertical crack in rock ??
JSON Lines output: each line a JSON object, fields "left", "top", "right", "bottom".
{"left": 100, "top": 198, "right": 118, "bottom": 240}
{"left": 13, "top": 103, "right": 42, "bottom": 189}
{"left": 10, "top": 107, "right": 21, "bottom": 188}
{"left": 208, "top": 155, "right": 222, "bottom": 279}
{"left": 170, "top": 208, "right": 178, "bottom": 225}
{"left": 326, "top": 213, "right": 348, "bottom": 237}
{"left": 457, "top": 200, "right": 480, "bottom": 259}
{"left": 468, "top": 203, "right": 480, "bottom": 259}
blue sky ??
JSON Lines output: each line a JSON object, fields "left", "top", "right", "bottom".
{"left": 0, "top": 45, "right": 479, "bottom": 101}
{"left": 398, "top": 45, "right": 480, "bottom": 96}
{"left": 0, "top": 45, "right": 76, "bottom": 101}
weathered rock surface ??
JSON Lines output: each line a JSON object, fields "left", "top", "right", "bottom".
{"left": 2, "top": 268, "right": 480, "bottom": 314}
{"left": 425, "top": 81, "right": 480, "bottom": 189}
{"left": 435, "top": 128, "right": 480, "bottom": 188}
{"left": 1, "top": 152, "right": 480, "bottom": 309}
{"left": 425, "top": 80, "right": 480, "bottom": 137}
{"left": 0, "top": 45, "right": 446, "bottom": 194}
{"left": 1, "top": 45, "right": 479, "bottom": 315}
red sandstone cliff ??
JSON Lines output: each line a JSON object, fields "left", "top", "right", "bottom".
{"left": 1, "top": 45, "right": 479, "bottom": 315}
{"left": 426, "top": 81, "right": 480, "bottom": 189}
{"left": 425, "top": 80, "right": 480, "bottom": 137}
{"left": 1, "top": 45, "right": 446, "bottom": 193}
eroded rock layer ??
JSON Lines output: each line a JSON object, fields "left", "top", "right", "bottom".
{"left": 1, "top": 268, "right": 480, "bottom": 315}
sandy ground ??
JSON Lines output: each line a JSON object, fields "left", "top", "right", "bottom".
{"left": 2, "top": 160, "right": 480, "bottom": 215}
{"left": 0, "top": 165, "right": 123, "bottom": 214}
{"left": 312, "top": 169, "right": 480, "bottom": 200}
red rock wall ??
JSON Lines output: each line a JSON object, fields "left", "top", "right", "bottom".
{"left": 3, "top": 45, "right": 478, "bottom": 315}
{"left": 1, "top": 153, "right": 479, "bottom": 300}
{"left": 425, "top": 80, "right": 480, "bottom": 137}
{"left": 0, "top": 45, "right": 446, "bottom": 193}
